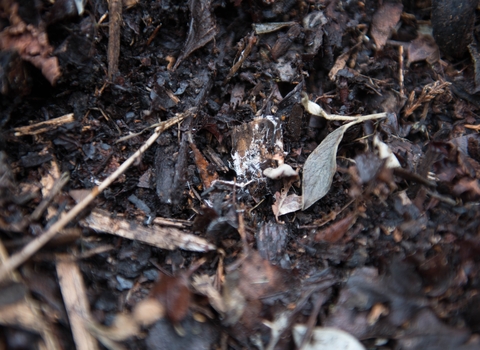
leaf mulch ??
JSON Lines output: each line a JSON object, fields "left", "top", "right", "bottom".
{"left": 1, "top": 0, "right": 480, "bottom": 349}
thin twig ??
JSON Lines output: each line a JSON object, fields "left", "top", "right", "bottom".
{"left": 0, "top": 113, "right": 187, "bottom": 282}
{"left": 107, "top": 0, "right": 122, "bottom": 79}
{"left": 13, "top": 114, "right": 74, "bottom": 136}
{"left": 302, "top": 92, "right": 387, "bottom": 121}
{"left": 399, "top": 45, "right": 404, "bottom": 98}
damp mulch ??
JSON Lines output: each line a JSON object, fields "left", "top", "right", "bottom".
{"left": 1, "top": 1, "right": 480, "bottom": 349}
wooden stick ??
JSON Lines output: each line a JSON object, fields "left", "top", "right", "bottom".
{"left": 13, "top": 114, "right": 74, "bottom": 136}
{"left": 107, "top": 0, "right": 122, "bottom": 79}
{"left": 57, "top": 260, "right": 99, "bottom": 350}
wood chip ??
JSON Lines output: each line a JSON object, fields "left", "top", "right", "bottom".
{"left": 56, "top": 260, "right": 99, "bottom": 350}
{"left": 83, "top": 209, "right": 216, "bottom": 252}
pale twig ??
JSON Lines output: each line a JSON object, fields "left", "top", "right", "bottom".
{"left": 0, "top": 114, "right": 187, "bottom": 282}
{"left": 13, "top": 114, "right": 74, "bottom": 136}
{"left": 399, "top": 45, "right": 404, "bottom": 98}
{"left": 301, "top": 92, "right": 387, "bottom": 121}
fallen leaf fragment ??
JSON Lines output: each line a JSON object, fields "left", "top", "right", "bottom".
{"left": 277, "top": 193, "right": 302, "bottom": 216}
{"left": 370, "top": 2, "right": 403, "bottom": 49}
{"left": 314, "top": 213, "right": 357, "bottom": 243}
{"left": 328, "top": 50, "right": 350, "bottom": 81}
{"left": 190, "top": 142, "right": 218, "bottom": 189}
{"left": 150, "top": 273, "right": 191, "bottom": 324}
{"left": 407, "top": 34, "right": 440, "bottom": 65}
{"left": 271, "top": 178, "right": 301, "bottom": 220}
{"left": 301, "top": 94, "right": 386, "bottom": 209}
{"left": 302, "top": 121, "right": 359, "bottom": 210}
{"left": 0, "top": 3, "right": 61, "bottom": 85}
{"left": 85, "top": 299, "right": 164, "bottom": 347}
{"left": 293, "top": 324, "right": 366, "bottom": 350}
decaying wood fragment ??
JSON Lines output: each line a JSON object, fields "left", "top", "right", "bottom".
{"left": 189, "top": 141, "right": 219, "bottom": 189}
{"left": 107, "top": 0, "right": 122, "bottom": 79}
{"left": 155, "top": 132, "right": 189, "bottom": 205}
{"left": 56, "top": 260, "right": 99, "bottom": 350}
{"left": 13, "top": 113, "right": 75, "bottom": 136}
{"left": 83, "top": 209, "right": 216, "bottom": 252}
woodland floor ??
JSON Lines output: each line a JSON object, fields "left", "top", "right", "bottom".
{"left": 2, "top": 0, "right": 480, "bottom": 349}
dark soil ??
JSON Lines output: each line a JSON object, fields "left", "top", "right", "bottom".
{"left": 2, "top": 0, "right": 480, "bottom": 349}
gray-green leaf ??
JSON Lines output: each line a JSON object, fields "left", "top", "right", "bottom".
{"left": 302, "top": 120, "right": 359, "bottom": 210}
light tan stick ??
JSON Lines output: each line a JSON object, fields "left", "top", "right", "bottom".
{"left": 0, "top": 114, "right": 187, "bottom": 282}
{"left": 13, "top": 114, "right": 74, "bottom": 136}
{"left": 57, "top": 260, "right": 99, "bottom": 350}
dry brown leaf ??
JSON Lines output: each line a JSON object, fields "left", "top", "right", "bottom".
{"left": 150, "top": 272, "right": 191, "bottom": 324}
{"left": 407, "top": 34, "right": 440, "bottom": 65}
{"left": 314, "top": 213, "right": 357, "bottom": 243}
{"left": 0, "top": 3, "right": 61, "bottom": 85}
{"left": 370, "top": 2, "right": 403, "bottom": 49}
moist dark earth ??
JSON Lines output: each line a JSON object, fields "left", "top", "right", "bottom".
{"left": 2, "top": 0, "right": 480, "bottom": 349}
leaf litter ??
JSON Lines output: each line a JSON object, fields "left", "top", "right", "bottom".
{"left": 2, "top": 1, "right": 480, "bottom": 349}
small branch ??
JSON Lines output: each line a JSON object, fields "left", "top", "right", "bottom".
{"left": 13, "top": 114, "right": 74, "bottom": 136}
{"left": 107, "top": 0, "right": 122, "bottom": 79}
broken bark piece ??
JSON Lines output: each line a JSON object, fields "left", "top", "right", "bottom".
{"left": 155, "top": 132, "right": 189, "bottom": 205}
{"left": 231, "top": 116, "right": 283, "bottom": 180}
{"left": 83, "top": 209, "right": 216, "bottom": 252}
{"left": 275, "top": 81, "right": 304, "bottom": 140}
{"left": 190, "top": 142, "right": 218, "bottom": 189}
{"left": 302, "top": 11, "right": 327, "bottom": 56}
{"left": 0, "top": 50, "right": 31, "bottom": 96}
{"left": 204, "top": 145, "right": 229, "bottom": 173}
{"left": 155, "top": 143, "right": 176, "bottom": 203}
{"left": 257, "top": 223, "right": 288, "bottom": 265}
